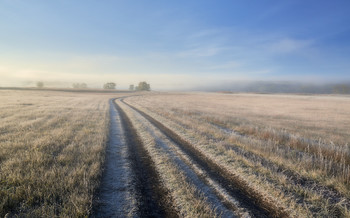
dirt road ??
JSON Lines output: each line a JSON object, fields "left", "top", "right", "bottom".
{"left": 94, "top": 97, "right": 289, "bottom": 217}
{"left": 93, "top": 95, "right": 350, "bottom": 217}
{"left": 120, "top": 98, "right": 291, "bottom": 217}
{"left": 92, "top": 98, "right": 177, "bottom": 217}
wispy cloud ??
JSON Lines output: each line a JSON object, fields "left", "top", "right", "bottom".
{"left": 267, "top": 38, "right": 314, "bottom": 53}
{"left": 208, "top": 61, "right": 241, "bottom": 70}
{"left": 176, "top": 45, "right": 228, "bottom": 58}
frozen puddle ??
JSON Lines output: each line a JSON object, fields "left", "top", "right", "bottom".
{"left": 92, "top": 99, "right": 136, "bottom": 217}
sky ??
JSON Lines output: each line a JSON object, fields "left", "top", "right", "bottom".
{"left": 1, "top": 0, "right": 350, "bottom": 90}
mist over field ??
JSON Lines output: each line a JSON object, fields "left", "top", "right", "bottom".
{"left": 194, "top": 80, "right": 350, "bottom": 94}
{"left": 1, "top": 76, "right": 350, "bottom": 94}
{"left": 2, "top": 1, "right": 350, "bottom": 217}
{"left": 1, "top": 1, "right": 350, "bottom": 92}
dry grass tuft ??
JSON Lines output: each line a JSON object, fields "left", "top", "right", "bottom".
{"left": 125, "top": 92, "right": 350, "bottom": 217}
{"left": 117, "top": 99, "right": 219, "bottom": 217}
{"left": 0, "top": 90, "right": 123, "bottom": 217}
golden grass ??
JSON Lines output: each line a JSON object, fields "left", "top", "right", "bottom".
{"left": 131, "top": 93, "right": 350, "bottom": 144}
{"left": 2, "top": 90, "right": 349, "bottom": 217}
{"left": 0, "top": 90, "right": 125, "bottom": 217}
{"left": 117, "top": 99, "right": 219, "bottom": 217}
{"left": 125, "top": 92, "right": 350, "bottom": 217}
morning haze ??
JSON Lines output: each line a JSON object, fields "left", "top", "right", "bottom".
{"left": 1, "top": 1, "right": 350, "bottom": 91}
{"left": 1, "top": 1, "right": 350, "bottom": 217}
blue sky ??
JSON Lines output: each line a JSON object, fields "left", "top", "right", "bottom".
{"left": 1, "top": 0, "right": 350, "bottom": 89}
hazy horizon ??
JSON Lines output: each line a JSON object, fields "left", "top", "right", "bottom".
{"left": 1, "top": 1, "right": 350, "bottom": 90}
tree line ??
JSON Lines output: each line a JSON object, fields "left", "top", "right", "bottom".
{"left": 35, "top": 81, "right": 151, "bottom": 91}
{"left": 103, "top": 81, "right": 150, "bottom": 91}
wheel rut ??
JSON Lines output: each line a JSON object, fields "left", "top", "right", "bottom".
{"left": 91, "top": 99, "right": 134, "bottom": 217}
{"left": 112, "top": 99, "right": 178, "bottom": 217}
{"left": 121, "top": 98, "right": 289, "bottom": 218}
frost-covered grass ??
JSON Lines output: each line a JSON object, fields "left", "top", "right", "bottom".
{"left": 128, "top": 93, "right": 350, "bottom": 145}
{"left": 0, "top": 90, "right": 124, "bottom": 217}
{"left": 117, "top": 99, "right": 220, "bottom": 217}
{"left": 2, "top": 90, "right": 349, "bottom": 217}
{"left": 125, "top": 92, "right": 350, "bottom": 217}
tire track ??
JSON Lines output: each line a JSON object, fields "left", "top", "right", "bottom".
{"left": 121, "top": 98, "right": 289, "bottom": 218}
{"left": 112, "top": 99, "right": 178, "bottom": 217}
{"left": 92, "top": 99, "right": 135, "bottom": 217}
{"left": 120, "top": 99, "right": 240, "bottom": 217}
{"left": 162, "top": 111, "right": 350, "bottom": 213}
{"left": 131, "top": 99, "right": 350, "bottom": 215}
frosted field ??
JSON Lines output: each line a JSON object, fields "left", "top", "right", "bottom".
{"left": 1, "top": 90, "right": 350, "bottom": 217}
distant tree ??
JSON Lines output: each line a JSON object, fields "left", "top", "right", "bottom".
{"left": 135, "top": 81, "right": 150, "bottom": 91}
{"left": 80, "top": 83, "right": 87, "bottom": 88}
{"left": 73, "top": 83, "right": 88, "bottom": 89}
{"left": 36, "top": 81, "right": 44, "bottom": 88}
{"left": 333, "top": 84, "right": 350, "bottom": 94}
{"left": 103, "top": 82, "right": 116, "bottom": 89}
{"left": 129, "top": 84, "right": 134, "bottom": 91}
